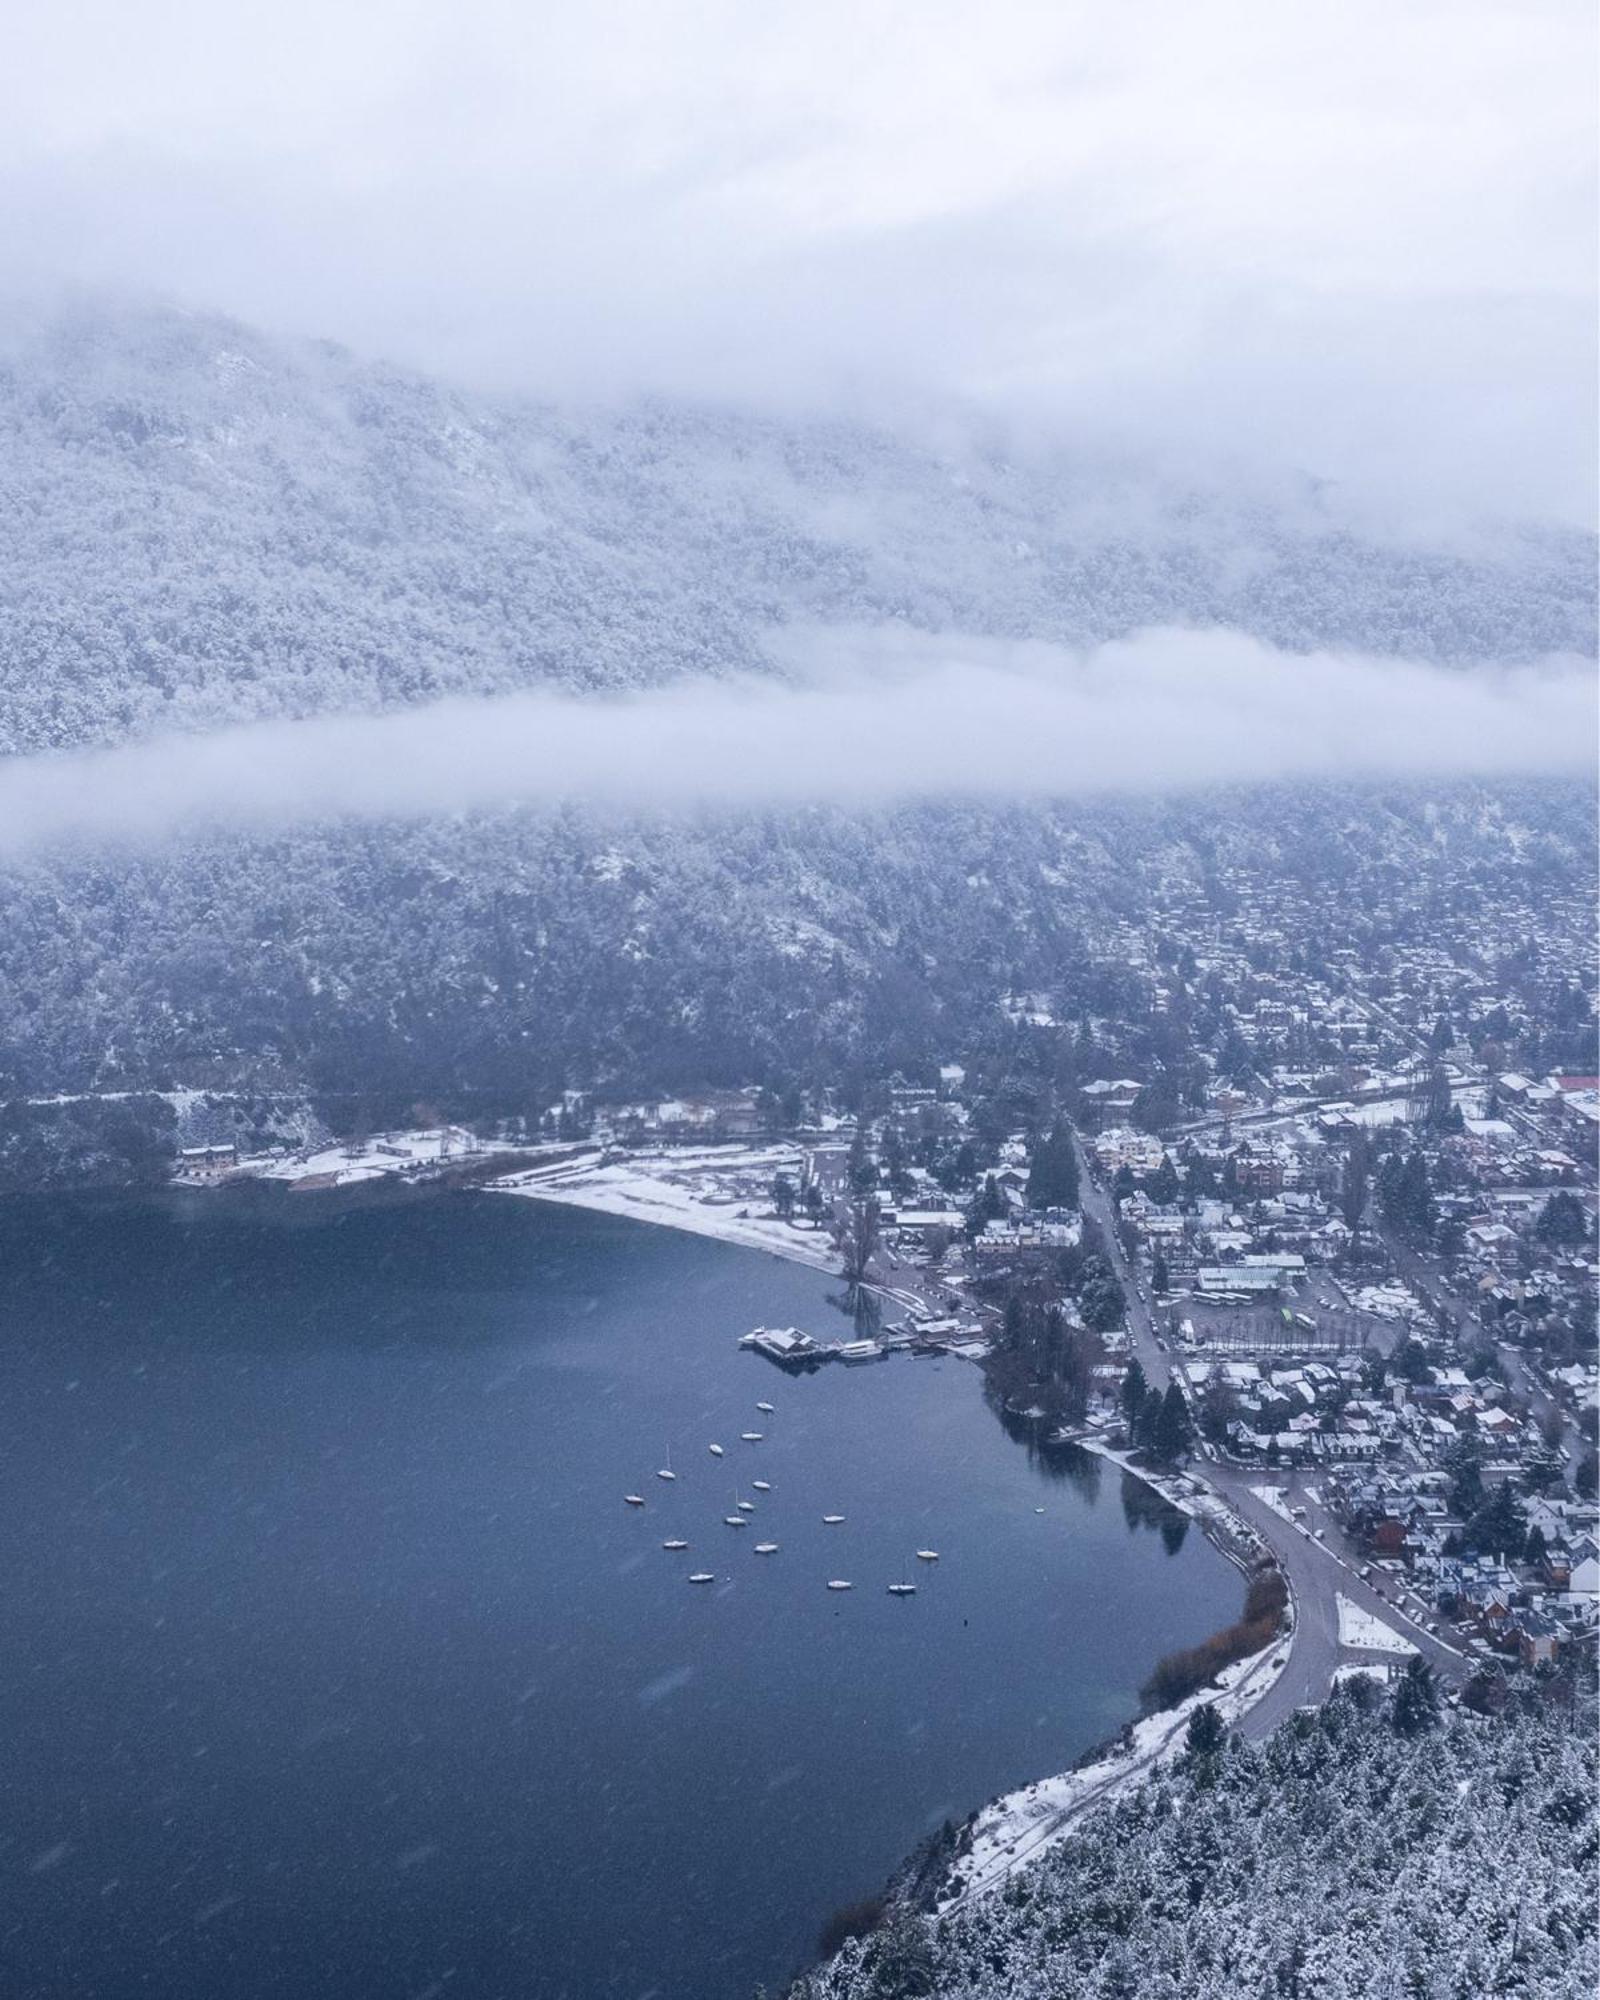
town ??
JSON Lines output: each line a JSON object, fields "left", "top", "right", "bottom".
{"left": 498, "top": 839, "right": 1600, "bottom": 1720}
{"left": 165, "top": 832, "right": 1598, "bottom": 1722}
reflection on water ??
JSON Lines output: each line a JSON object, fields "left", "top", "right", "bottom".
{"left": 0, "top": 1186, "right": 1230, "bottom": 2000}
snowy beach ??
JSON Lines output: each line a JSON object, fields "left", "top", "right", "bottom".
{"left": 485, "top": 1144, "right": 842, "bottom": 1273}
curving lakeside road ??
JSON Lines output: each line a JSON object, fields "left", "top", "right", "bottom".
{"left": 507, "top": 1133, "right": 1466, "bottom": 1742}
{"left": 1074, "top": 1136, "right": 1466, "bottom": 1730}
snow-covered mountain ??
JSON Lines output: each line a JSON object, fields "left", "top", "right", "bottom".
{"left": 1, "top": 299, "right": 1592, "bottom": 755}
{"left": 0, "top": 300, "right": 1592, "bottom": 1181}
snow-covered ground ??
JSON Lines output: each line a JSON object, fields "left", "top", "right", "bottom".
{"left": 1333, "top": 1661, "right": 1398, "bottom": 1688}
{"left": 1250, "top": 1483, "right": 1296, "bottom": 1524}
{"left": 931, "top": 1442, "right": 1292, "bottom": 1908}
{"left": 1348, "top": 1281, "right": 1425, "bottom": 1322}
{"left": 942, "top": 1633, "right": 1291, "bottom": 1907}
{"left": 1074, "top": 1440, "right": 1272, "bottom": 1566}
{"left": 1336, "top": 1592, "right": 1418, "bottom": 1656}
{"left": 252, "top": 1126, "right": 489, "bottom": 1189}
{"left": 486, "top": 1145, "right": 840, "bottom": 1272}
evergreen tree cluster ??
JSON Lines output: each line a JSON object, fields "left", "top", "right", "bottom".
{"left": 1023, "top": 1124, "right": 1079, "bottom": 1211}
{"left": 1377, "top": 1150, "right": 1437, "bottom": 1237}
{"left": 1121, "top": 1364, "right": 1196, "bottom": 1465}
{"left": 793, "top": 1683, "right": 1598, "bottom": 2000}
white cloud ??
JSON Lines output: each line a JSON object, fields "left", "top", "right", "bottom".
{"left": 0, "top": 627, "right": 1590, "bottom": 856}
{"left": 0, "top": 1, "right": 1592, "bottom": 525}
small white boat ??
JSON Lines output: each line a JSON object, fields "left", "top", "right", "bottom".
{"left": 662, "top": 1539, "right": 689, "bottom": 1550}
{"left": 1034, "top": 1507, "right": 1045, "bottom": 1515}
{"left": 754, "top": 1542, "right": 779, "bottom": 1554}
{"left": 724, "top": 1515, "right": 747, "bottom": 1527}
{"left": 624, "top": 1494, "right": 646, "bottom": 1507}
{"left": 887, "top": 1582, "right": 917, "bottom": 1596}
{"left": 751, "top": 1480, "right": 772, "bottom": 1493}
{"left": 657, "top": 1469, "right": 678, "bottom": 1481}
{"left": 740, "top": 1432, "right": 763, "bottom": 1442}
{"left": 689, "top": 1572, "right": 715, "bottom": 1584}
{"left": 756, "top": 1401, "right": 775, "bottom": 1414}
{"left": 822, "top": 1514, "right": 845, "bottom": 1525}
{"left": 708, "top": 1443, "right": 725, "bottom": 1457}
{"left": 736, "top": 1500, "right": 756, "bottom": 1513}
{"left": 826, "top": 1579, "right": 853, "bottom": 1591}
{"left": 915, "top": 1549, "right": 939, "bottom": 1562}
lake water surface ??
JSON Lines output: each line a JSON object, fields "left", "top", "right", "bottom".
{"left": 0, "top": 1187, "right": 1233, "bottom": 1999}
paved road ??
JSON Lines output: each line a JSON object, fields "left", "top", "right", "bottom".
{"left": 1204, "top": 1460, "right": 1466, "bottom": 1733}
{"left": 827, "top": 1125, "right": 1467, "bottom": 1725}
{"left": 1074, "top": 1133, "right": 1464, "bottom": 1725}
{"left": 1074, "top": 1133, "right": 1172, "bottom": 1394}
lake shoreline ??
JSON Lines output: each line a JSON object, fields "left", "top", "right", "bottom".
{"left": 483, "top": 1144, "right": 844, "bottom": 1274}
{"left": 6, "top": 1177, "right": 1257, "bottom": 1999}
{"left": 846, "top": 1439, "right": 1294, "bottom": 1940}
{"left": 480, "top": 1169, "right": 1295, "bottom": 1946}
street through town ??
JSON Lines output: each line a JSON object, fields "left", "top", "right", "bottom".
{"left": 1073, "top": 1133, "right": 1466, "bottom": 1731}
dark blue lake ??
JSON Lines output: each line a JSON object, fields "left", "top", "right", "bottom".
{"left": 0, "top": 1188, "right": 1233, "bottom": 1999}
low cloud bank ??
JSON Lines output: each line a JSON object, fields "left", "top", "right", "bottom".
{"left": 0, "top": 627, "right": 1592, "bottom": 856}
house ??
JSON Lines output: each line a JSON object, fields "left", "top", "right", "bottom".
{"left": 1093, "top": 1127, "right": 1168, "bottom": 1176}
{"left": 892, "top": 1208, "right": 966, "bottom": 1241}
{"left": 972, "top": 1218, "right": 1082, "bottom": 1258}
{"left": 1515, "top": 1610, "right": 1561, "bottom": 1669}
{"left": 1197, "top": 1265, "right": 1283, "bottom": 1296}
{"left": 1569, "top": 1536, "right": 1600, "bottom": 1598}
{"left": 1233, "top": 1149, "right": 1286, "bottom": 1194}
{"left": 1083, "top": 1079, "right": 1143, "bottom": 1120}
{"left": 1476, "top": 1407, "right": 1523, "bottom": 1444}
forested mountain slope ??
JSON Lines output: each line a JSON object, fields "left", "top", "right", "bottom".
{"left": 1, "top": 300, "right": 1592, "bottom": 755}
{"left": 0, "top": 781, "right": 1590, "bottom": 1114}
{"left": 0, "top": 302, "right": 1594, "bottom": 1180}
{"left": 792, "top": 1683, "right": 1598, "bottom": 2000}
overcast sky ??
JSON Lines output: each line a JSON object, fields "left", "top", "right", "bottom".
{"left": 2, "top": 1, "right": 1595, "bottom": 524}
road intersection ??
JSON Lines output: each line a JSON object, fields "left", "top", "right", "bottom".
{"left": 1074, "top": 1133, "right": 1466, "bottom": 1730}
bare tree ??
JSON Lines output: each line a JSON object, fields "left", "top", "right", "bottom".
{"left": 832, "top": 1197, "right": 881, "bottom": 1287}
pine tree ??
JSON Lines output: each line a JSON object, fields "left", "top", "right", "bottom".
{"left": 1390, "top": 1655, "right": 1439, "bottom": 1736}
{"left": 1153, "top": 1382, "right": 1194, "bottom": 1463}
{"left": 965, "top": 1174, "right": 1005, "bottom": 1239}
{"left": 1146, "top": 1155, "right": 1179, "bottom": 1205}
{"left": 1122, "top": 1357, "right": 1149, "bottom": 1433}
{"left": 1536, "top": 1191, "right": 1589, "bottom": 1248}
{"left": 1336, "top": 1128, "right": 1376, "bottom": 1232}
{"left": 1466, "top": 1480, "right": 1526, "bottom": 1561}
{"left": 1186, "top": 1702, "right": 1226, "bottom": 1760}
{"left": 1025, "top": 1124, "right": 1079, "bottom": 1212}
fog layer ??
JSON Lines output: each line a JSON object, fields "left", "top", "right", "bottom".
{"left": 0, "top": 629, "right": 1590, "bottom": 857}
{"left": 3, "top": 2, "right": 1594, "bottom": 526}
